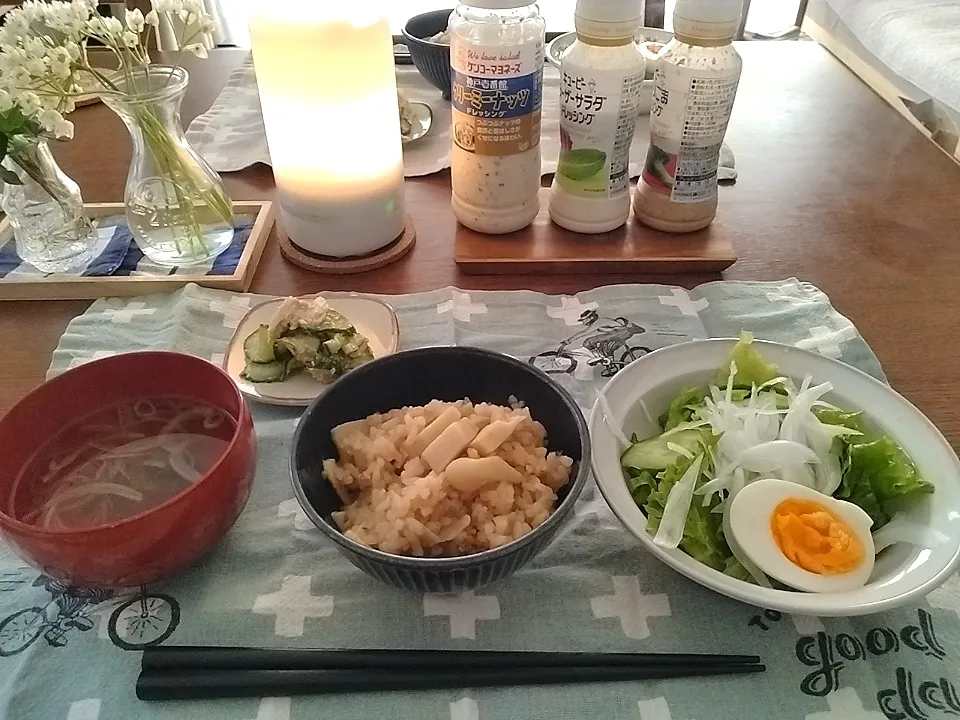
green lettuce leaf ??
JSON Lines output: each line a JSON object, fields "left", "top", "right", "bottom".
{"left": 625, "top": 469, "right": 657, "bottom": 507}
{"left": 713, "top": 331, "right": 778, "bottom": 389}
{"left": 835, "top": 447, "right": 889, "bottom": 528}
{"left": 643, "top": 455, "right": 731, "bottom": 572}
{"left": 722, "top": 556, "right": 754, "bottom": 582}
{"left": 660, "top": 386, "right": 707, "bottom": 431}
{"left": 849, "top": 436, "right": 933, "bottom": 509}
{"left": 814, "top": 407, "right": 868, "bottom": 435}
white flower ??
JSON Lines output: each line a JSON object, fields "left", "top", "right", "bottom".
{"left": 198, "top": 16, "right": 214, "bottom": 33}
{"left": 144, "top": 9, "right": 159, "bottom": 26}
{"left": 183, "top": 42, "right": 207, "bottom": 59}
{"left": 38, "top": 107, "right": 61, "bottom": 130}
{"left": 19, "top": 91, "right": 42, "bottom": 114}
{"left": 122, "top": 30, "right": 139, "bottom": 48}
{"left": 125, "top": 8, "right": 145, "bottom": 32}
{"left": 54, "top": 117, "right": 74, "bottom": 139}
{"left": 153, "top": 0, "right": 184, "bottom": 13}
{"left": 24, "top": 57, "right": 47, "bottom": 78}
{"left": 0, "top": 90, "right": 12, "bottom": 113}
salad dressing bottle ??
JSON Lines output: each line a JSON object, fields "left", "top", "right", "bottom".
{"left": 633, "top": 0, "right": 743, "bottom": 233}
{"left": 449, "top": 1, "right": 545, "bottom": 234}
{"left": 548, "top": 0, "right": 647, "bottom": 234}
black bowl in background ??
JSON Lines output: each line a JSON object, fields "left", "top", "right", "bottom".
{"left": 290, "top": 346, "right": 591, "bottom": 592}
{"left": 403, "top": 9, "right": 453, "bottom": 100}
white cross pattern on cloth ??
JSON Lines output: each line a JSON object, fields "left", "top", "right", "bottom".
{"left": 252, "top": 575, "right": 333, "bottom": 637}
{"left": 68, "top": 350, "right": 116, "bottom": 369}
{"left": 423, "top": 590, "right": 500, "bottom": 640}
{"left": 573, "top": 492, "right": 619, "bottom": 528}
{"left": 591, "top": 575, "right": 670, "bottom": 639}
{"left": 796, "top": 325, "right": 859, "bottom": 359}
{"left": 103, "top": 301, "right": 156, "bottom": 324}
{"left": 66, "top": 699, "right": 101, "bottom": 720}
{"left": 437, "top": 291, "right": 488, "bottom": 322}
{"left": 450, "top": 697, "right": 480, "bottom": 720}
{"left": 246, "top": 697, "right": 291, "bottom": 720}
{"left": 804, "top": 688, "right": 886, "bottom": 719}
{"left": 277, "top": 499, "right": 313, "bottom": 531}
{"left": 927, "top": 573, "right": 960, "bottom": 617}
{"left": 658, "top": 288, "right": 709, "bottom": 317}
{"left": 209, "top": 295, "right": 253, "bottom": 329}
{"left": 765, "top": 291, "right": 812, "bottom": 306}
{"left": 547, "top": 296, "right": 599, "bottom": 325}
{"left": 791, "top": 614, "right": 826, "bottom": 634}
{"left": 638, "top": 696, "right": 678, "bottom": 720}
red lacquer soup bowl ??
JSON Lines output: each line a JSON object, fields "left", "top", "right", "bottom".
{"left": 0, "top": 352, "right": 256, "bottom": 588}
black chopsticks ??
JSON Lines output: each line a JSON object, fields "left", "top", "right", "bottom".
{"left": 137, "top": 646, "right": 765, "bottom": 701}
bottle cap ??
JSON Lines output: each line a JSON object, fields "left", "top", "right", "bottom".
{"left": 574, "top": 0, "right": 644, "bottom": 40}
{"left": 673, "top": 0, "right": 743, "bottom": 42}
{"left": 465, "top": 0, "right": 534, "bottom": 9}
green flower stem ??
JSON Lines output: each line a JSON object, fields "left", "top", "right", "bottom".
{"left": 131, "top": 102, "right": 234, "bottom": 259}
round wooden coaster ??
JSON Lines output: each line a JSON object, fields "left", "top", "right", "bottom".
{"left": 277, "top": 216, "right": 416, "bottom": 275}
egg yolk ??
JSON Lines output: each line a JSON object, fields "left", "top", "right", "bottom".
{"left": 770, "top": 499, "right": 863, "bottom": 575}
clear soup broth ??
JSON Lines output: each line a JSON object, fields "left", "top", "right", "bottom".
{"left": 13, "top": 396, "right": 236, "bottom": 531}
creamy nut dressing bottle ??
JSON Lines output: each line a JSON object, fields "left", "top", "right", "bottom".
{"left": 449, "top": 0, "right": 545, "bottom": 234}
{"left": 549, "top": 0, "right": 646, "bottom": 234}
{"left": 633, "top": 0, "right": 743, "bottom": 233}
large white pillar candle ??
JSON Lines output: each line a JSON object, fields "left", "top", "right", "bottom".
{"left": 249, "top": 2, "right": 406, "bottom": 257}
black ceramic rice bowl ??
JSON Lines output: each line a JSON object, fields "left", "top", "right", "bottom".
{"left": 290, "top": 346, "right": 590, "bottom": 592}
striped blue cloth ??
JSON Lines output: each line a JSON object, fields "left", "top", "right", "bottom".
{"left": 0, "top": 214, "right": 255, "bottom": 279}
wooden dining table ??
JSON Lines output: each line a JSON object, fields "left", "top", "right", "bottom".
{"left": 2, "top": 42, "right": 959, "bottom": 454}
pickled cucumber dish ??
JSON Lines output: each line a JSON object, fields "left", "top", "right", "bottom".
{"left": 241, "top": 296, "right": 374, "bottom": 384}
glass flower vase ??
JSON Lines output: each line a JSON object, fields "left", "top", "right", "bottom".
{"left": 1, "top": 136, "right": 97, "bottom": 274}
{"left": 101, "top": 65, "right": 234, "bottom": 266}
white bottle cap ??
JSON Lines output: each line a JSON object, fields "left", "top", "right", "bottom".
{"left": 673, "top": 0, "right": 743, "bottom": 41}
{"left": 464, "top": 0, "right": 535, "bottom": 9}
{"left": 574, "top": 0, "right": 644, "bottom": 40}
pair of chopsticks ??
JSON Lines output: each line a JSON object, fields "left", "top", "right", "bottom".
{"left": 137, "top": 646, "right": 765, "bottom": 701}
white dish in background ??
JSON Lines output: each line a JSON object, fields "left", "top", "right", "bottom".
{"left": 589, "top": 338, "right": 960, "bottom": 616}
{"left": 224, "top": 293, "right": 400, "bottom": 407}
{"left": 547, "top": 28, "right": 673, "bottom": 115}
{"left": 401, "top": 102, "right": 433, "bottom": 145}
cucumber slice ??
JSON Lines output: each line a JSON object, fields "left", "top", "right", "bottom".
{"left": 621, "top": 428, "right": 708, "bottom": 471}
{"left": 241, "top": 359, "right": 288, "bottom": 383}
{"left": 323, "top": 336, "right": 344, "bottom": 354}
{"left": 242, "top": 324, "right": 275, "bottom": 364}
{"left": 278, "top": 333, "right": 321, "bottom": 363}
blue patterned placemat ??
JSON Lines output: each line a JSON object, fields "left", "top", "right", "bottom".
{"left": 1, "top": 280, "right": 957, "bottom": 720}
{"left": 0, "top": 215, "right": 255, "bottom": 280}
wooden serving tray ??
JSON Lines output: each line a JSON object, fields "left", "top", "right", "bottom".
{"left": 455, "top": 188, "right": 736, "bottom": 275}
{"left": 0, "top": 201, "right": 275, "bottom": 301}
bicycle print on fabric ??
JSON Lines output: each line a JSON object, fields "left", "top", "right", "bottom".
{"left": 0, "top": 573, "right": 180, "bottom": 656}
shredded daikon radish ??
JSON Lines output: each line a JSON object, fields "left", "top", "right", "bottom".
{"left": 737, "top": 440, "right": 820, "bottom": 473}
{"left": 596, "top": 391, "right": 630, "bottom": 449}
{"left": 872, "top": 514, "right": 949, "bottom": 552}
{"left": 666, "top": 442, "right": 695, "bottom": 460}
{"left": 653, "top": 454, "right": 704, "bottom": 549}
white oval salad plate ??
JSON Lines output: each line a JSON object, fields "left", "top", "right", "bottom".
{"left": 590, "top": 338, "right": 960, "bottom": 616}
{"left": 225, "top": 293, "right": 400, "bottom": 407}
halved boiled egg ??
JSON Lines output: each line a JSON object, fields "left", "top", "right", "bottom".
{"left": 727, "top": 478, "right": 875, "bottom": 592}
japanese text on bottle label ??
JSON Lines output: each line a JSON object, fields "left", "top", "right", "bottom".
{"left": 450, "top": 40, "right": 544, "bottom": 157}
{"left": 641, "top": 64, "right": 739, "bottom": 203}
{"left": 557, "top": 64, "right": 644, "bottom": 199}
